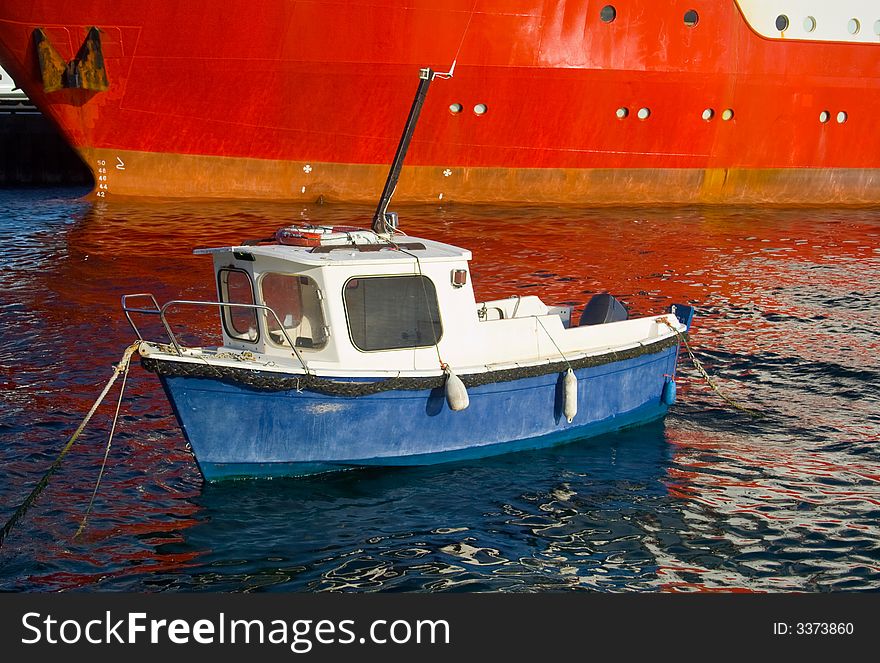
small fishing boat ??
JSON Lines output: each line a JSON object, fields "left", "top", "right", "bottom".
{"left": 122, "top": 68, "right": 695, "bottom": 481}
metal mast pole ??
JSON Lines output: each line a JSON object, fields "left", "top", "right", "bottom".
{"left": 371, "top": 67, "right": 435, "bottom": 234}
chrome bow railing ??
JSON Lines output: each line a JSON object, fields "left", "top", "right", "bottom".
{"left": 121, "top": 293, "right": 309, "bottom": 372}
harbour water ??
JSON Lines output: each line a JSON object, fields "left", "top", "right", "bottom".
{"left": 0, "top": 188, "right": 878, "bottom": 592}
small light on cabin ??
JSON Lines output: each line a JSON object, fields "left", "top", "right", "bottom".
{"left": 451, "top": 269, "right": 468, "bottom": 288}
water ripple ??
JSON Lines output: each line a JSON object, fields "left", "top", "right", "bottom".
{"left": 1, "top": 190, "right": 878, "bottom": 592}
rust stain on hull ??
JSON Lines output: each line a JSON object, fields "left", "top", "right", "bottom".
{"left": 81, "top": 148, "right": 880, "bottom": 206}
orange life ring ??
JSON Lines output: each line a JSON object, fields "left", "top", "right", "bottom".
{"left": 274, "top": 224, "right": 363, "bottom": 247}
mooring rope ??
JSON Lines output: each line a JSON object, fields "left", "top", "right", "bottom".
{"left": 74, "top": 342, "right": 134, "bottom": 539}
{"left": 0, "top": 342, "right": 140, "bottom": 549}
{"left": 658, "top": 318, "right": 764, "bottom": 418}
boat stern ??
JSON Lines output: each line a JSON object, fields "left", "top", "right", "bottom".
{"left": 670, "top": 303, "right": 696, "bottom": 331}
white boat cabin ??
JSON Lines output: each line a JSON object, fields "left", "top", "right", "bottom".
{"left": 191, "top": 228, "right": 680, "bottom": 377}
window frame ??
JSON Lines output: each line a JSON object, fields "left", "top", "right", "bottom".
{"left": 258, "top": 271, "right": 329, "bottom": 350}
{"left": 342, "top": 274, "right": 444, "bottom": 353}
{"left": 217, "top": 267, "right": 260, "bottom": 344}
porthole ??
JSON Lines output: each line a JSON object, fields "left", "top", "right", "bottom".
{"left": 819, "top": 110, "right": 830, "bottom": 123}
{"left": 848, "top": 18, "right": 860, "bottom": 35}
{"left": 684, "top": 10, "right": 699, "bottom": 27}
{"left": 615, "top": 107, "right": 629, "bottom": 119}
{"left": 837, "top": 111, "right": 848, "bottom": 124}
{"left": 701, "top": 108, "right": 714, "bottom": 121}
{"left": 473, "top": 103, "right": 487, "bottom": 116}
{"left": 803, "top": 16, "right": 816, "bottom": 33}
{"left": 637, "top": 107, "right": 650, "bottom": 120}
{"left": 449, "top": 103, "right": 462, "bottom": 115}
{"left": 775, "top": 15, "right": 789, "bottom": 32}
{"left": 721, "top": 108, "right": 734, "bottom": 121}
{"left": 600, "top": 5, "right": 616, "bottom": 23}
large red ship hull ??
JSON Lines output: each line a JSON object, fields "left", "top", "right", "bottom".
{"left": 1, "top": 0, "right": 879, "bottom": 204}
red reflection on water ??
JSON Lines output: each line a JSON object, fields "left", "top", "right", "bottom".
{"left": 34, "top": 549, "right": 205, "bottom": 591}
{"left": 5, "top": 199, "right": 880, "bottom": 591}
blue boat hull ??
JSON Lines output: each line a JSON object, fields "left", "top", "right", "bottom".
{"left": 157, "top": 343, "right": 682, "bottom": 481}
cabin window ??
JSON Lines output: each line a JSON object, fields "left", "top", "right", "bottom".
{"left": 343, "top": 275, "right": 442, "bottom": 352}
{"left": 260, "top": 273, "right": 328, "bottom": 349}
{"left": 218, "top": 268, "right": 258, "bottom": 342}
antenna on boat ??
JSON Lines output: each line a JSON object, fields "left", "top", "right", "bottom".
{"left": 371, "top": 65, "right": 453, "bottom": 234}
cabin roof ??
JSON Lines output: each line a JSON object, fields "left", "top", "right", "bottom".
{"left": 193, "top": 235, "right": 471, "bottom": 266}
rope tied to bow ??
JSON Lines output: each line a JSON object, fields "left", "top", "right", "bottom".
{"left": 0, "top": 342, "right": 140, "bottom": 549}
{"left": 658, "top": 318, "right": 764, "bottom": 418}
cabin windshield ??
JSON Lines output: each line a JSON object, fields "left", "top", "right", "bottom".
{"left": 343, "top": 275, "right": 442, "bottom": 351}
{"left": 260, "top": 273, "right": 328, "bottom": 349}
{"left": 218, "top": 268, "right": 258, "bottom": 342}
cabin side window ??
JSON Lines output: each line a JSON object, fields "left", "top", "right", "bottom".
{"left": 260, "top": 273, "right": 328, "bottom": 349}
{"left": 343, "top": 275, "right": 442, "bottom": 352}
{"left": 218, "top": 268, "right": 258, "bottom": 342}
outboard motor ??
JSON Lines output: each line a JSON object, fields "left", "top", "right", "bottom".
{"left": 579, "top": 293, "right": 629, "bottom": 326}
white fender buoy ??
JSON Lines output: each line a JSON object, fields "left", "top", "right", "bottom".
{"left": 563, "top": 368, "right": 578, "bottom": 423}
{"left": 445, "top": 366, "right": 469, "bottom": 411}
